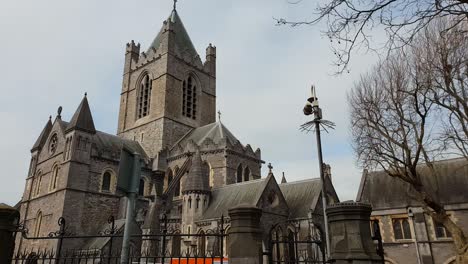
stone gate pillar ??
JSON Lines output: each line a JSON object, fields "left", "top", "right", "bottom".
{"left": 0, "top": 203, "right": 19, "bottom": 264}
{"left": 326, "top": 202, "right": 381, "bottom": 264}
{"left": 228, "top": 206, "right": 262, "bottom": 264}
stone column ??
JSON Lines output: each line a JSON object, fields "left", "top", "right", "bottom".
{"left": 228, "top": 206, "right": 263, "bottom": 264}
{"left": 326, "top": 202, "right": 381, "bottom": 264}
{"left": 0, "top": 203, "right": 19, "bottom": 264}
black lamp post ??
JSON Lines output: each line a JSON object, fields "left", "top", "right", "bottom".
{"left": 302, "top": 85, "right": 335, "bottom": 259}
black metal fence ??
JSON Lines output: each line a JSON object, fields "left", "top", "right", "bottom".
{"left": 264, "top": 221, "right": 325, "bottom": 264}
{"left": 12, "top": 215, "right": 227, "bottom": 264}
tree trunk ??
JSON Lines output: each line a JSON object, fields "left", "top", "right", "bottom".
{"left": 417, "top": 190, "right": 468, "bottom": 263}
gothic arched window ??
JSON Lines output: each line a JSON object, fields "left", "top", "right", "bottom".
{"left": 243, "top": 167, "right": 251, "bottom": 182}
{"left": 101, "top": 171, "right": 112, "bottom": 192}
{"left": 236, "top": 164, "right": 243, "bottom": 183}
{"left": 137, "top": 74, "right": 152, "bottom": 119}
{"left": 182, "top": 75, "right": 197, "bottom": 119}
{"left": 34, "top": 211, "right": 42, "bottom": 237}
{"left": 34, "top": 171, "right": 42, "bottom": 197}
{"left": 50, "top": 165, "right": 59, "bottom": 191}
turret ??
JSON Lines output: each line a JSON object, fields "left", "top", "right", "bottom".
{"left": 204, "top": 43, "right": 216, "bottom": 76}
{"left": 123, "top": 40, "right": 140, "bottom": 76}
{"left": 181, "top": 151, "right": 210, "bottom": 238}
{"left": 65, "top": 94, "right": 96, "bottom": 164}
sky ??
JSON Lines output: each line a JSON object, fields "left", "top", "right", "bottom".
{"left": 0, "top": 0, "right": 380, "bottom": 206}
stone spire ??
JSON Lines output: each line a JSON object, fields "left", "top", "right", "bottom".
{"left": 281, "top": 172, "right": 287, "bottom": 184}
{"left": 147, "top": 9, "right": 199, "bottom": 58}
{"left": 182, "top": 151, "right": 210, "bottom": 193}
{"left": 66, "top": 93, "right": 96, "bottom": 134}
{"left": 31, "top": 117, "right": 53, "bottom": 152}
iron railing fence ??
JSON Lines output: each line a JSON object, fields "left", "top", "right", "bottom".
{"left": 12, "top": 215, "right": 226, "bottom": 264}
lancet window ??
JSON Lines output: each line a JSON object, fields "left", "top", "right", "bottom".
{"left": 137, "top": 74, "right": 152, "bottom": 119}
{"left": 182, "top": 75, "right": 197, "bottom": 119}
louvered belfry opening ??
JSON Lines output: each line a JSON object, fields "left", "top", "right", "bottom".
{"left": 182, "top": 75, "right": 197, "bottom": 119}
{"left": 138, "top": 74, "right": 152, "bottom": 119}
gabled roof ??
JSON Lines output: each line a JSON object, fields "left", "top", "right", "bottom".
{"left": 148, "top": 10, "right": 198, "bottom": 58}
{"left": 201, "top": 177, "right": 270, "bottom": 220}
{"left": 66, "top": 95, "right": 96, "bottom": 134}
{"left": 356, "top": 158, "right": 468, "bottom": 210}
{"left": 279, "top": 178, "right": 322, "bottom": 218}
{"left": 173, "top": 121, "right": 240, "bottom": 149}
{"left": 31, "top": 118, "right": 53, "bottom": 151}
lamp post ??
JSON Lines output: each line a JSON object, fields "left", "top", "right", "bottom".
{"left": 302, "top": 85, "right": 334, "bottom": 259}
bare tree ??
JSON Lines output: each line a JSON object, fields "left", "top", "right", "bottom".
{"left": 277, "top": 0, "right": 468, "bottom": 73}
{"left": 414, "top": 20, "right": 468, "bottom": 158}
{"left": 349, "top": 21, "right": 468, "bottom": 262}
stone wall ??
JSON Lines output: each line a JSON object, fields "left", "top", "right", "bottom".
{"left": 371, "top": 205, "right": 468, "bottom": 263}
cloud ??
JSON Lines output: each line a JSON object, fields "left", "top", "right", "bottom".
{"left": 0, "top": 0, "right": 379, "bottom": 206}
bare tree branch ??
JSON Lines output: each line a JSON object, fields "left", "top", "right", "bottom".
{"left": 348, "top": 19, "right": 468, "bottom": 262}
{"left": 276, "top": 0, "right": 468, "bottom": 74}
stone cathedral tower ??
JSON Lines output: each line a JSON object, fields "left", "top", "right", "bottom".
{"left": 117, "top": 9, "right": 217, "bottom": 158}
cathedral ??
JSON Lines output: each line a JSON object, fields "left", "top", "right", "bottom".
{"left": 17, "top": 7, "right": 338, "bottom": 254}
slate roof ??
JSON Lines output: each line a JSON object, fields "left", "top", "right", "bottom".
{"left": 182, "top": 151, "right": 210, "bottom": 193}
{"left": 356, "top": 158, "right": 468, "bottom": 210}
{"left": 94, "top": 131, "right": 148, "bottom": 159}
{"left": 148, "top": 10, "right": 198, "bottom": 57}
{"left": 31, "top": 118, "right": 53, "bottom": 151}
{"left": 66, "top": 95, "right": 96, "bottom": 133}
{"left": 173, "top": 121, "right": 241, "bottom": 149}
{"left": 279, "top": 178, "right": 322, "bottom": 218}
{"left": 201, "top": 178, "right": 269, "bottom": 220}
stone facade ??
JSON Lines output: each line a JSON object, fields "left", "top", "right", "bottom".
{"left": 357, "top": 158, "right": 468, "bottom": 264}
{"left": 15, "top": 8, "right": 338, "bottom": 261}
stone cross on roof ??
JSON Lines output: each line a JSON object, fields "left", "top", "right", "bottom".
{"left": 173, "top": 0, "right": 177, "bottom": 10}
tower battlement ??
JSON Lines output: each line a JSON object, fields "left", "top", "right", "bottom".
{"left": 126, "top": 40, "right": 141, "bottom": 54}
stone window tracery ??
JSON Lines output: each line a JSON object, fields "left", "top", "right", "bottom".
{"left": 392, "top": 218, "right": 412, "bottom": 240}
{"left": 137, "top": 74, "right": 152, "bottom": 119}
{"left": 434, "top": 220, "right": 452, "bottom": 238}
{"left": 49, "top": 134, "right": 58, "bottom": 154}
{"left": 182, "top": 75, "right": 197, "bottom": 119}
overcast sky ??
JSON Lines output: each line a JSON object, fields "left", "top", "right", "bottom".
{"left": 0, "top": 0, "right": 380, "bottom": 206}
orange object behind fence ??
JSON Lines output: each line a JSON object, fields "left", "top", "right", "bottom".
{"left": 170, "top": 258, "right": 228, "bottom": 264}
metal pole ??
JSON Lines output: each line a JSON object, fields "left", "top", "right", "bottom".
{"left": 409, "top": 214, "right": 422, "bottom": 264}
{"left": 314, "top": 117, "right": 331, "bottom": 259}
{"left": 121, "top": 192, "right": 136, "bottom": 264}
{"left": 121, "top": 153, "right": 140, "bottom": 264}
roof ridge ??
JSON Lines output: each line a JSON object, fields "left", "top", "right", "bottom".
{"left": 211, "top": 178, "right": 266, "bottom": 190}
{"left": 279, "top": 178, "right": 321, "bottom": 185}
